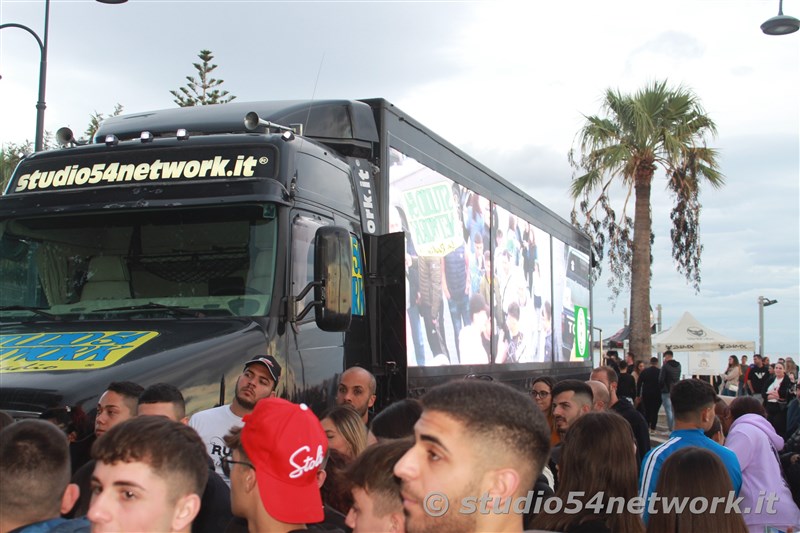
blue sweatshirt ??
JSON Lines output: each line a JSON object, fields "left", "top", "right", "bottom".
{"left": 638, "top": 428, "right": 742, "bottom": 523}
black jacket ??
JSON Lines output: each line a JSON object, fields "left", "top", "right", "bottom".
{"left": 659, "top": 359, "right": 681, "bottom": 393}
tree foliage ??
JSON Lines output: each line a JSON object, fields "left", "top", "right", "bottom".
{"left": 1, "top": 141, "right": 34, "bottom": 192}
{"left": 569, "top": 80, "right": 723, "bottom": 355}
{"left": 1, "top": 104, "right": 122, "bottom": 191}
{"left": 169, "top": 49, "right": 236, "bottom": 107}
{"left": 84, "top": 103, "right": 124, "bottom": 141}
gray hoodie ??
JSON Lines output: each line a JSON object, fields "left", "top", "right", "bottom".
{"left": 659, "top": 359, "right": 681, "bottom": 393}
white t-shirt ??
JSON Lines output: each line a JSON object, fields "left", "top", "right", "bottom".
{"left": 766, "top": 376, "right": 784, "bottom": 403}
{"left": 189, "top": 404, "right": 242, "bottom": 484}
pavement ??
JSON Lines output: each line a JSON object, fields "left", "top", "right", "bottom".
{"left": 649, "top": 411, "right": 673, "bottom": 446}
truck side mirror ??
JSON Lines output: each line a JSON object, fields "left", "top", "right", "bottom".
{"left": 313, "top": 226, "right": 352, "bottom": 331}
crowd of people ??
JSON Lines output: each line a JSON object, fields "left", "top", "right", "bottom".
{"left": 2, "top": 350, "right": 800, "bottom": 533}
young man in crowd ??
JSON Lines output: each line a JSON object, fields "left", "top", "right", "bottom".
{"left": 345, "top": 439, "right": 412, "bottom": 533}
{"left": 746, "top": 354, "right": 770, "bottom": 398}
{"left": 638, "top": 357, "right": 663, "bottom": 432}
{"left": 336, "top": 366, "right": 377, "bottom": 425}
{"left": 548, "top": 379, "right": 593, "bottom": 485}
{"left": 137, "top": 382, "right": 189, "bottom": 423}
{"left": 0, "top": 420, "right": 88, "bottom": 533}
{"left": 551, "top": 379, "right": 593, "bottom": 439}
{"left": 224, "top": 398, "right": 328, "bottom": 533}
{"left": 658, "top": 350, "right": 681, "bottom": 432}
{"left": 71, "top": 381, "right": 144, "bottom": 473}
{"left": 591, "top": 365, "right": 651, "bottom": 465}
{"left": 639, "top": 378, "right": 742, "bottom": 524}
{"left": 739, "top": 354, "right": 749, "bottom": 396}
{"left": 585, "top": 380, "right": 610, "bottom": 411}
{"left": 616, "top": 359, "right": 637, "bottom": 401}
{"left": 138, "top": 383, "right": 233, "bottom": 533}
{"left": 393, "top": 379, "right": 550, "bottom": 533}
{"left": 87, "top": 416, "right": 209, "bottom": 533}
{"left": 68, "top": 382, "right": 144, "bottom": 517}
{"left": 189, "top": 355, "right": 281, "bottom": 482}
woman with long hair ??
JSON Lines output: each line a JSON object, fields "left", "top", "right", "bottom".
{"left": 531, "top": 411, "right": 644, "bottom": 533}
{"left": 786, "top": 357, "right": 798, "bottom": 383}
{"left": 320, "top": 405, "right": 368, "bottom": 460}
{"left": 530, "top": 375, "right": 559, "bottom": 447}
{"left": 765, "top": 361, "right": 792, "bottom": 437}
{"left": 721, "top": 355, "right": 740, "bottom": 397}
{"left": 646, "top": 446, "right": 747, "bottom": 533}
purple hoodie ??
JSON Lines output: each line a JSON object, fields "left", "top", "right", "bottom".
{"left": 726, "top": 413, "right": 800, "bottom": 532}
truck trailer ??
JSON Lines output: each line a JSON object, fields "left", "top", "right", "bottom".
{"left": 0, "top": 98, "right": 593, "bottom": 419}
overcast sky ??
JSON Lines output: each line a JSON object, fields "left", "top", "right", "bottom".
{"left": 1, "top": 0, "right": 798, "bottom": 356}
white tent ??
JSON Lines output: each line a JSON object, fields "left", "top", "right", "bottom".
{"left": 652, "top": 311, "right": 755, "bottom": 352}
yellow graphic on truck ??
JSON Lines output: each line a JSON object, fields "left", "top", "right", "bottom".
{"left": 0, "top": 331, "right": 159, "bottom": 372}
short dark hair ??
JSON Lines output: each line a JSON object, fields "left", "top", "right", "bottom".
{"left": 664, "top": 350, "right": 674, "bottom": 357}
{"left": 671, "top": 379, "right": 716, "bottom": 420}
{"left": 650, "top": 357, "right": 659, "bottom": 364}
{"left": 507, "top": 302, "right": 520, "bottom": 321}
{"left": 0, "top": 420, "right": 71, "bottom": 524}
{"left": 370, "top": 399, "right": 422, "bottom": 441}
{"left": 421, "top": 380, "right": 549, "bottom": 494}
{"left": 345, "top": 438, "right": 412, "bottom": 517}
{"left": 729, "top": 396, "right": 767, "bottom": 421}
{"left": 138, "top": 383, "right": 186, "bottom": 419}
{"left": 92, "top": 416, "right": 208, "bottom": 501}
{"left": 552, "top": 379, "right": 594, "bottom": 405}
{"left": 106, "top": 381, "right": 145, "bottom": 415}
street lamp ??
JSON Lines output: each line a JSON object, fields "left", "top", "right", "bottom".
{"left": 758, "top": 296, "right": 778, "bottom": 356}
{"left": 762, "top": 0, "right": 800, "bottom": 35}
{"left": 592, "top": 325, "right": 603, "bottom": 369}
{"left": 0, "top": 0, "right": 126, "bottom": 152}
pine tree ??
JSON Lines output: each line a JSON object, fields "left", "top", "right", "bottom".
{"left": 170, "top": 49, "right": 237, "bottom": 107}
{"left": 84, "top": 103, "right": 124, "bottom": 141}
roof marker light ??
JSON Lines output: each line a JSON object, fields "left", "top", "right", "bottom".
{"left": 104, "top": 134, "right": 119, "bottom": 147}
{"left": 140, "top": 131, "right": 154, "bottom": 143}
{"left": 176, "top": 129, "right": 189, "bottom": 140}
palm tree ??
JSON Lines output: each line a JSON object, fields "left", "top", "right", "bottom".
{"left": 569, "top": 80, "right": 724, "bottom": 358}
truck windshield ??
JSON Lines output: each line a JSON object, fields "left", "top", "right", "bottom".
{"left": 0, "top": 204, "right": 277, "bottom": 320}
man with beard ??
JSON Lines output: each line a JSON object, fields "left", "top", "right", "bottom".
{"left": 336, "top": 366, "right": 377, "bottom": 425}
{"left": 393, "top": 379, "right": 550, "bottom": 533}
{"left": 547, "top": 380, "right": 593, "bottom": 487}
{"left": 189, "top": 356, "right": 281, "bottom": 484}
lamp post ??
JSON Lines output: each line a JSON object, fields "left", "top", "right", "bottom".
{"left": 758, "top": 296, "right": 778, "bottom": 356}
{"left": 1, "top": 0, "right": 126, "bottom": 152}
{"left": 762, "top": 0, "right": 800, "bottom": 35}
{"left": 0, "top": 0, "right": 49, "bottom": 152}
{"left": 592, "top": 325, "right": 603, "bottom": 369}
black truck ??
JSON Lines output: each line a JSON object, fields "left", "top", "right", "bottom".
{"left": 0, "top": 99, "right": 593, "bottom": 419}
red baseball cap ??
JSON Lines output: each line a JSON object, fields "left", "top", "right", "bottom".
{"left": 241, "top": 398, "right": 327, "bottom": 524}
